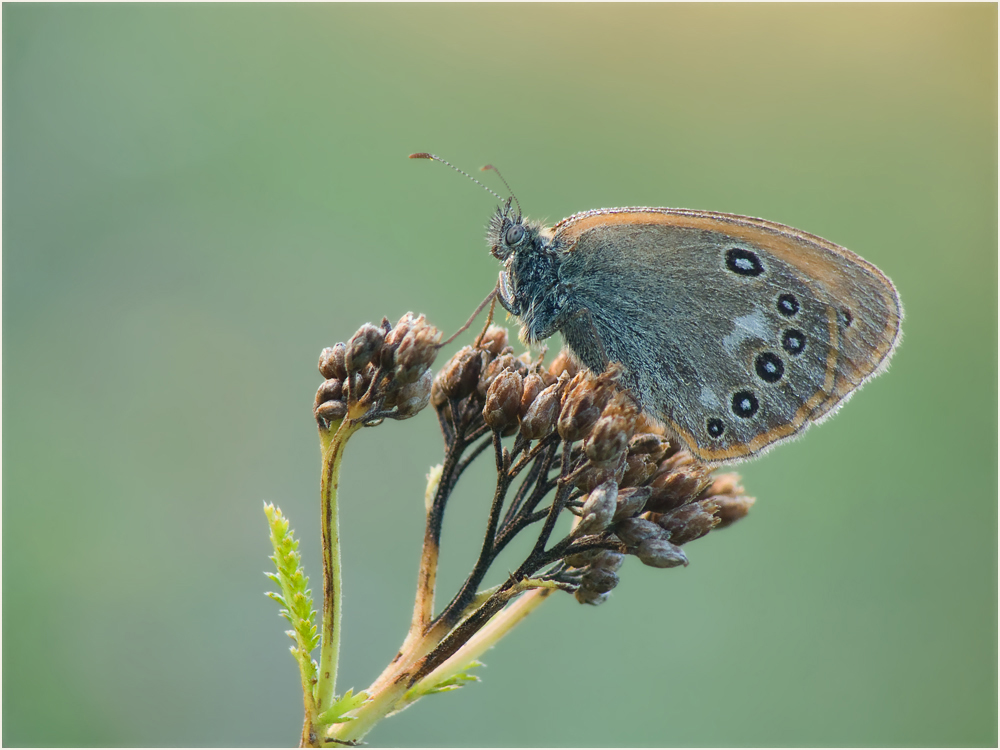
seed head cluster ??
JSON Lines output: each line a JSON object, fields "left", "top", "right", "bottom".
{"left": 424, "top": 324, "right": 756, "bottom": 606}
{"left": 315, "top": 313, "right": 441, "bottom": 429}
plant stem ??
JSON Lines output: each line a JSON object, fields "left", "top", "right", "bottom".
{"left": 315, "top": 419, "right": 361, "bottom": 718}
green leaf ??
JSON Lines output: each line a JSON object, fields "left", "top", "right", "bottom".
{"left": 317, "top": 688, "right": 371, "bottom": 725}
{"left": 264, "top": 503, "right": 320, "bottom": 684}
{"left": 420, "top": 661, "right": 484, "bottom": 695}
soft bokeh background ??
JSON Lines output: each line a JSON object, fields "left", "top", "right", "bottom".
{"left": 3, "top": 4, "right": 996, "bottom": 747}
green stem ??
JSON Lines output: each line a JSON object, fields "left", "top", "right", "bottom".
{"left": 316, "top": 420, "right": 361, "bottom": 717}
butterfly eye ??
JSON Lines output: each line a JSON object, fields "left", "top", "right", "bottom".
{"left": 505, "top": 224, "right": 525, "bottom": 246}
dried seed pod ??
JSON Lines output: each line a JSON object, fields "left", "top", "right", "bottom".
{"left": 548, "top": 349, "right": 579, "bottom": 379}
{"left": 628, "top": 432, "right": 671, "bottom": 457}
{"left": 655, "top": 499, "right": 720, "bottom": 545}
{"left": 345, "top": 323, "right": 385, "bottom": 374}
{"left": 575, "top": 587, "right": 611, "bottom": 606}
{"left": 613, "top": 487, "right": 652, "bottom": 522}
{"left": 519, "top": 372, "right": 546, "bottom": 417}
{"left": 636, "top": 538, "right": 688, "bottom": 568}
{"left": 584, "top": 414, "right": 632, "bottom": 464}
{"left": 478, "top": 353, "right": 517, "bottom": 399}
{"left": 437, "top": 346, "right": 483, "bottom": 401}
{"left": 564, "top": 548, "right": 599, "bottom": 569}
{"left": 314, "top": 378, "right": 344, "bottom": 407}
{"left": 478, "top": 325, "right": 509, "bottom": 357}
{"left": 703, "top": 473, "right": 744, "bottom": 499}
{"left": 613, "top": 516, "right": 668, "bottom": 548}
{"left": 589, "top": 549, "right": 625, "bottom": 572}
{"left": 580, "top": 567, "right": 619, "bottom": 595}
{"left": 394, "top": 315, "right": 442, "bottom": 383}
{"left": 519, "top": 379, "right": 564, "bottom": 440}
{"left": 315, "top": 400, "right": 347, "bottom": 424}
{"left": 708, "top": 494, "right": 755, "bottom": 530}
{"left": 572, "top": 480, "right": 618, "bottom": 537}
{"left": 558, "top": 375, "right": 602, "bottom": 442}
{"left": 621, "top": 453, "right": 658, "bottom": 487}
{"left": 319, "top": 344, "right": 348, "bottom": 380}
{"left": 393, "top": 369, "right": 434, "bottom": 419}
{"left": 483, "top": 369, "right": 523, "bottom": 430}
{"left": 646, "top": 469, "right": 713, "bottom": 513}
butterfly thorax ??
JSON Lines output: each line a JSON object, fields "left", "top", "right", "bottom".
{"left": 488, "top": 203, "right": 570, "bottom": 343}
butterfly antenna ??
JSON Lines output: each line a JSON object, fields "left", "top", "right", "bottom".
{"left": 409, "top": 153, "right": 503, "bottom": 201}
{"left": 480, "top": 164, "right": 521, "bottom": 218}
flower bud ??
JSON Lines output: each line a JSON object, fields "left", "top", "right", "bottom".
{"left": 315, "top": 400, "right": 347, "bottom": 424}
{"left": 478, "top": 353, "right": 517, "bottom": 399}
{"left": 589, "top": 549, "right": 625, "bottom": 572}
{"left": 613, "top": 517, "right": 668, "bottom": 548}
{"left": 478, "top": 325, "right": 509, "bottom": 357}
{"left": 712, "top": 495, "right": 756, "bottom": 530}
{"left": 574, "top": 588, "right": 611, "bottom": 606}
{"left": 345, "top": 324, "right": 384, "bottom": 374}
{"left": 558, "top": 376, "right": 602, "bottom": 442}
{"left": 584, "top": 414, "right": 631, "bottom": 464}
{"left": 580, "top": 567, "right": 619, "bottom": 595}
{"left": 564, "top": 548, "right": 599, "bottom": 569}
{"left": 314, "top": 378, "right": 344, "bottom": 407}
{"left": 655, "top": 499, "right": 720, "bottom": 546}
{"left": 613, "top": 487, "right": 652, "bottom": 522}
{"left": 572, "top": 480, "right": 618, "bottom": 537}
{"left": 483, "top": 369, "right": 523, "bottom": 430}
{"left": 519, "top": 372, "right": 546, "bottom": 417}
{"left": 394, "top": 315, "right": 441, "bottom": 383}
{"left": 548, "top": 349, "right": 579, "bottom": 379}
{"left": 319, "top": 344, "right": 348, "bottom": 380}
{"left": 519, "top": 379, "right": 563, "bottom": 440}
{"left": 437, "top": 346, "right": 483, "bottom": 401}
{"left": 628, "top": 432, "right": 671, "bottom": 458}
{"left": 636, "top": 538, "right": 688, "bottom": 568}
{"left": 393, "top": 368, "right": 434, "bottom": 419}
{"left": 621, "top": 453, "right": 658, "bottom": 487}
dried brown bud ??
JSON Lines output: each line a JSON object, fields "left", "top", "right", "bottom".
{"left": 613, "top": 517, "right": 668, "bottom": 548}
{"left": 613, "top": 487, "right": 652, "bottom": 522}
{"left": 646, "top": 463, "right": 713, "bottom": 513}
{"left": 393, "top": 314, "right": 441, "bottom": 383}
{"left": 710, "top": 494, "right": 755, "bottom": 530}
{"left": 564, "top": 548, "right": 599, "bottom": 569}
{"left": 346, "top": 324, "right": 385, "bottom": 374}
{"left": 580, "top": 567, "right": 619, "bottom": 595}
{"left": 628, "top": 432, "right": 671, "bottom": 458}
{"left": 621, "top": 453, "right": 658, "bottom": 487}
{"left": 437, "top": 346, "right": 483, "bottom": 401}
{"left": 573, "top": 480, "right": 618, "bottom": 537}
{"left": 703, "top": 473, "right": 744, "bottom": 499}
{"left": 590, "top": 549, "right": 625, "bottom": 572}
{"left": 636, "top": 538, "right": 688, "bottom": 568}
{"left": 573, "top": 451, "right": 628, "bottom": 492}
{"left": 483, "top": 369, "right": 523, "bottom": 430}
{"left": 478, "top": 325, "right": 509, "bottom": 357}
{"left": 519, "top": 379, "right": 564, "bottom": 440}
{"left": 519, "top": 372, "right": 546, "bottom": 417}
{"left": 315, "top": 400, "right": 347, "bottom": 424}
{"left": 584, "top": 398, "right": 636, "bottom": 463}
{"left": 478, "top": 353, "right": 516, "bottom": 399}
{"left": 319, "top": 344, "right": 348, "bottom": 380}
{"left": 314, "top": 378, "right": 344, "bottom": 407}
{"left": 548, "top": 349, "right": 579, "bottom": 379}
{"left": 392, "top": 369, "right": 434, "bottom": 419}
{"left": 575, "top": 587, "right": 611, "bottom": 606}
{"left": 655, "top": 499, "right": 720, "bottom": 545}
{"left": 558, "top": 375, "right": 602, "bottom": 442}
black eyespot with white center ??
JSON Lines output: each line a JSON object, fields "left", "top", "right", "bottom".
{"left": 755, "top": 352, "right": 785, "bottom": 383}
{"left": 782, "top": 329, "right": 806, "bottom": 356}
{"left": 706, "top": 418, "right": 725, "bottom": 438}
{"left": 840, "top": 307, "right": 853, "bottom": 327}
{"left": 505, "top": 224, "right": 525, "bottom": 246}
{"left": 731, "top": 390, "right": 759, "bottom": 419}
{"left": 725, "top": 248, "right": 764, "bottom": 277}
{"left": 777, "top": 293, "right": 799, "bottom": 317}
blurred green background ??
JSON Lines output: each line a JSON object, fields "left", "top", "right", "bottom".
{"left": 3, "top": 4, "right": 996, "bottom": 747}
